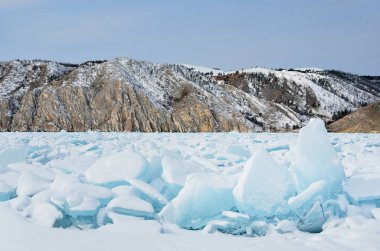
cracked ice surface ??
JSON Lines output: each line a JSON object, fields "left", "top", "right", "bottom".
{"left": 0, "top": 119, "right": 380, "bottom": 250}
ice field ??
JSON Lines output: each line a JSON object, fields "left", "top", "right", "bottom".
{"left": 0, "top": 118, "right": 380, "bottom": 250}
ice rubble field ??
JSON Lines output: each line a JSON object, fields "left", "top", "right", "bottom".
{"left": 0, "top": 119, "right": 380, "bottom": 251}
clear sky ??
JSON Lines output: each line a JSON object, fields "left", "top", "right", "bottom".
{"left": 1, "top": 0, "right": 379, "bottom": 75}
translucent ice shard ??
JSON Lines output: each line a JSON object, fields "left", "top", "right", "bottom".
{"left": 288, "top": 118, "right": 346, "bottom": 232}
{"left": 233, "top": 148, "right": 294, "bottom": 217}
{"left": 290, "top": 118, "right": 345, "bottom": 196}
{"left": 159, "top": 173, "right": 236, "bottom": 229}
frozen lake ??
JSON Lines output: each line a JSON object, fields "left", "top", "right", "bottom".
{"left": 0, "top": 123, "right": 380, "bottom": 250}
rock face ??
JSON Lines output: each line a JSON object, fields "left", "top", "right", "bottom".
{"left": 327, "top": 101, "right": 380, "bottom": 133}
{"left": 0, "top": 58, "right": 379, "bottom": 132}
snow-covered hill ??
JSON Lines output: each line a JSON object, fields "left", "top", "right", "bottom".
{"left": 0, "top": 58, "right": 379, "bottom": 132}
{"left": 180, "top": 64, "right": 225, "bottom": 76}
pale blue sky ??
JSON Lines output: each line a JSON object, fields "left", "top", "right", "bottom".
{"left": 1, "top": 0, "right": 379, "bottom": 75}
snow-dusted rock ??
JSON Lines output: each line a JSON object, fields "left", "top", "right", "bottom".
{"left": 2, "top": 58, "right": 379, "bottom": 132}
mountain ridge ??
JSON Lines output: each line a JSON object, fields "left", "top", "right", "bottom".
{"left": 0, "top": 58, "right": 379, "bottom": 132}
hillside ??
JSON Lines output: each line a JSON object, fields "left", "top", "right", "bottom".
{"left": 328, "top": 101, "right": 380, "bottom": 133}
{"left": 0, "top": 58, "right": 379, "bottom": 132}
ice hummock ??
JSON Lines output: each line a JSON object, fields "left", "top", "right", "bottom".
{"left": 16, "top": 171, "right": 51, "bottom": 197}
{"left": 230, "top": 118, "right": 346, "bottom": 232}
{"left": 21, "top": 202, "right": 63, "bottom": 227}
{"left": 287, "top": 118, "right": 346, "bottom": 232}
{"left": 85, "top": 148, "right": 146, "bottom": 187}
{"left": 233, "top": 148, "right": 294, "bottom": 217}
{"left": 128, "top": 179, "right": 168, "bottom": 211}
{"left": 0, "top": 180, "right": 15, "bottom": 201}
{"left": 161, "top": 150, "right": 210, "bottom": 187}
{"left": 50, "top": 182, "right": 112, "bottom": 218}
{"left": 288, "top": 180, "right": 327, "bottom": 210}
{"left": 159, "top": 173, "right": 236, "bottom": 229}
{"left": 344, "top": 174, "right": 380, "bottom": 206}
{"left": 0, "top": 147, "right": 28, "bottom": 170}
{"left": 290, "top": 118, "right": 345, "bottom": 196}
{"left": 106, "top": 195, "right": 155, "bottom": 219}
{"left": 0, "top": 122, "right": 378, "bottom": 247}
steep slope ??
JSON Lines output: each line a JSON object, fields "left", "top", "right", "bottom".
{"left": 214, "top": 68, "right": 379, "bottom": 121}
{"left": 0, "top": 59, "right": 264, "bottom": 132}
{"left": 327, "top": 101, "right": 380, "bottom": 133}
{"left": 0, "top": 58, "right": 379, "bottom": 132}
{"left": 0, "top": 60, "right": 74, "bottom": 129}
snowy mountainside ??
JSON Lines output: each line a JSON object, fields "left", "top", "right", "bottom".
{"left": 0, "top": 60, "right": 73, "bottom": 98}
{"left": 0, "top": 58, "right": 379, "bottom": 132}
{"left": 180, "top": 64, "right": 225, "bottom": 76}
{"left": 213, "top": 67, "right": 379, "bottom": 122}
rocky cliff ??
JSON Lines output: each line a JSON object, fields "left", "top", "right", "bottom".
{"left": 0, "top": 58, "right": 379, "bottom": 132}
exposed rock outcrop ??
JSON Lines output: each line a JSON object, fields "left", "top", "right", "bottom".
{"left": 0, "top": 58, "right": 379, "bottom": 132}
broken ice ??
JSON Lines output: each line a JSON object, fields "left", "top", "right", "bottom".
{"left": 0, "top": 118, "right": 378, "bottom": 237}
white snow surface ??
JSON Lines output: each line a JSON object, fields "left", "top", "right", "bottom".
{"left": 181, "top": 64, "right": 225, "bottom": 75}
{"left": 0, "top": 126, "right": 379, "bottom": 250}
{"left": 85, "top": 148, "right": 146, "bottom": 185}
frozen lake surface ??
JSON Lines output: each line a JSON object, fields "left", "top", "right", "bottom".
{"left": 0, "top": 122, "right": 380, "bottom": 250}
